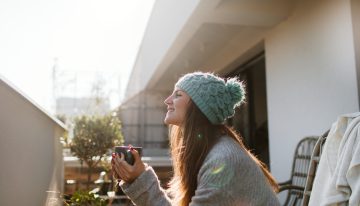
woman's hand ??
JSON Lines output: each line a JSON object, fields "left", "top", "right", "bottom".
{"left": 111, "top": 147, "right": 146, "bottom": 184}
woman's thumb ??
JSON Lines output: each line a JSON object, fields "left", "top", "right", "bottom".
{"left": 130, "top": 148, "right": 141, "bottom": 162}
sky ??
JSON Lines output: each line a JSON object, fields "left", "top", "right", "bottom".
{"left": 0, "top": 0, "right": 155, "bottom": 113}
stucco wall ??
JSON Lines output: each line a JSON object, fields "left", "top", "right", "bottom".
{"left": 265, "top": 0, "right": 359, "bottom": 182}
{"left": 0, "top": 80, "right": 64, "bottom": 206}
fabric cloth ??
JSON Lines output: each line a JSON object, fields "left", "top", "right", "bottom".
{"left": 120, "top": 136, "right": 280, "bottom": 206}
{"left": 175, "top": 72, "right": 245, "bottom": 124}
{"left": 309, "top": 112, "right": 360, "bottom": 206}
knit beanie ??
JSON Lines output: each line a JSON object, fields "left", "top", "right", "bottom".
{"left": 175, "top": 72, "right": 245, "bottom": 124}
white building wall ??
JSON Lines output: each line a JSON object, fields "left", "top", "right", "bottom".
{"left": 0, "top": 78, "right": 65, "bottom": 206}
{"left": 265, "top": 0, "right": 359, "bottom": 182}
{"left": 351, "top": 0, "right": 360, "bottom": 102}
{"left": 125, "top": 0, "right": 200, "bottom": 99}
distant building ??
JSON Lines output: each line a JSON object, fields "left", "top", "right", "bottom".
{"left": 118, "top": 90, "right": 169, "bottom": 156}
{"left": 0, "top": 75, "right": 66, "bottom": 206}
{"left": 52, "top": 68, "right": 122, "bottom": 116}
{"left": 56, "top": 96, "right": 110, "bottom": 118}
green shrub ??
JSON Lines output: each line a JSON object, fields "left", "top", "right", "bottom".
{"left": 70, "top": 114, "right": 124, "bottom": 188}
{"left": 67, "top": 190, "right": 107, "bottom": 206}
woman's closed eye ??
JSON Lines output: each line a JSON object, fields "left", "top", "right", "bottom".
{"left": 175, "top": 91, "right": 182, "bottom": 98}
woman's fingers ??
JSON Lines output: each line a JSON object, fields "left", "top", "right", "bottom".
{"left": 129, "top": 149, "right": 146, "bottom": 180}
{"left": 113, "top": 153, "right": 133, "bottom": 181}
{"left": 111, "top": 151, "right": 145, "bottom": 183}
{"left": 131, "top": 148, "right": 141, "bottom": 163}
{"left": 112, "top": 153, "right": 125, "bottom": 179}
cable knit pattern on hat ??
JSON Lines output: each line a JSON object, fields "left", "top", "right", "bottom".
{"left": 175, "top": 72, "right": 245, "bottom": 124}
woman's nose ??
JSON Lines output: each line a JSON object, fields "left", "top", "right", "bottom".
{"left": 164, "top": 95, "right": 172, "bottom": 105}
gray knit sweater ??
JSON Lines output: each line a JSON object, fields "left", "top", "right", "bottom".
{"left": 120, "top": 136, "right": 280, "bottom": 206}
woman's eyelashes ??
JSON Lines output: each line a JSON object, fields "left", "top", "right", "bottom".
{"left": 175, "top": 91, "right": 182, "bottom": 98}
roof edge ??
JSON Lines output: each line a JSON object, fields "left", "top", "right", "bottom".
{"left": 0, "top": 75, "right": 67, "bottom": 131}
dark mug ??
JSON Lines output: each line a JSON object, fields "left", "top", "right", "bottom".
{"left": 114, "top": 146, "right": 142, "bottom": 165}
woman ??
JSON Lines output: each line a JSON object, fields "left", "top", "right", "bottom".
{"left": 112, "top": 72, "right": 280, "bottom": 205}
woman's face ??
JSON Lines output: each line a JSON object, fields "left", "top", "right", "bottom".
{"left": 164, "top": 87, "right": 190, "bottom": 126}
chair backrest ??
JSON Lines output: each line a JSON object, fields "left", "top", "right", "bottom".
{"left": 290, "top": 137, "right": 318, "bottom": 188}
{"left": 283, "top": 136, "right": 319, "bottom": 206}
{"left": 302, "top": 130, "right": 329, "bottom": 206}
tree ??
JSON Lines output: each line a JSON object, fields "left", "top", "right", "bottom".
{"left": 70, "top": 114, "right": 124, "bottom": 189}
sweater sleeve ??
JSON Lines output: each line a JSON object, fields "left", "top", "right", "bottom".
{"left": 119, "top": 166, "right": 172, "bottom": 206}
{"left": 120, "top": 136, "right": 279, "bottom": 206}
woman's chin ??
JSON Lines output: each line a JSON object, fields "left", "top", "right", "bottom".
{"left": 164, "top": 117, "right": 171, "bottom": 125}
{"left": 164, "top": 118, "right": 178, "bottom": 126}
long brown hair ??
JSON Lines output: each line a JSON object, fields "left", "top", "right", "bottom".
{"left": 168, "top": 100, "right": 278, "bottom": 206}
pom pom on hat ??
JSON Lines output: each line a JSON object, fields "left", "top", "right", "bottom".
{"left": 175, "top": 72, "right": 245, "bottom": 124}
{"left": 225, "top": 77, "right": 245, "bottom": 108}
